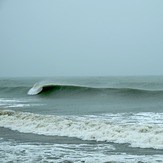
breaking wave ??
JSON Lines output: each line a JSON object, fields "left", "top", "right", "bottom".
{"left": 27, "top": 81, "right": 90, "bottom": 95}
{"left": 1, "top": 110, "right": 163, "bottom": 149}
{"left": 27, "top": 81, "right": 163, "bottom": 99}
{"left": 1, "top": 80, "right": 163, "bottom": 98}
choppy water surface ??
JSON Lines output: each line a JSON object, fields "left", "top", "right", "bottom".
{"left": 0, "top": 76, "right": 163, "bottom": 162}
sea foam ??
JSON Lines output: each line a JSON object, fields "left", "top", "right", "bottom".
{"left": 0, "top": 110, "right": 163, "bottom": 149}
{"left": 1, "top": 140, "right": 163, "bottom": 163}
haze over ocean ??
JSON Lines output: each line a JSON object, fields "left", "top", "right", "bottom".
{"left": 0, "top": 0, "right": 163, "bottom": 77}
{"left": 0, "top": 1, "right": 163, "bottom": 163}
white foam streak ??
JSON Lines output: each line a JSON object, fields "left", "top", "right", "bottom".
{"left": 1, "top": 140, "right": 163, "bottom": 163}
{"left": 0, "top": 98, "right": 41, "bottom": 108}
{"left": 0, "top": 110, "right": 163, "bottom": 149}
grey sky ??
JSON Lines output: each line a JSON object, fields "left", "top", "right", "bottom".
{"left": 0, "top": 0, "right": 163, "bottom": 77}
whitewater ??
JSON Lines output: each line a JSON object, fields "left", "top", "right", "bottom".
{"left": 0, "top": 76, "right": 163, "bottom": 162}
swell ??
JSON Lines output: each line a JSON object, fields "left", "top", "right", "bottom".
{"left": 27, "top": 82, "right": 163, "bottom": 98}
{"left": 0, "top": 86, "right": 30, "bottom": 96}
{"left": 1, "top": 83, "right": 163, "bottom": 98}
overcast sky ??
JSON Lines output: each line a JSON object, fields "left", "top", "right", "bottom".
{"left": 0, "top": 0, "right": 163, "bottom": 77}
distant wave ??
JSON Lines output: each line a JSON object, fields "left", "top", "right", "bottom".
{"left": 27, "top": 81, "right": 163, "bottom": 99}
{"left": 27, "top": 82, "right": 90, "bottom": 95}
{"left": 1, "top": 110, "right": 163, "bottom": 149}
{"left": 1, "top": 80, "right": 163, "bottom": 98}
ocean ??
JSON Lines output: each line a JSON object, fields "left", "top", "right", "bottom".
{"left": 0, "top": 76, "right": 163, "bottom": 163}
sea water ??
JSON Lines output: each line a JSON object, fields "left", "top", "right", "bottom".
{"left": 0, "top": 76, "right": 163, "bottom": 162}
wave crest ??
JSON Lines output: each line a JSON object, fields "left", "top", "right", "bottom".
{"left": 27, "top": 81, "right": 163, "bottom": 98}
{"left": 27, "top": 81, "right": 90, "bottom": 95}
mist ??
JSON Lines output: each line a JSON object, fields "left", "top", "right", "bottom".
{"left": 0, "top": 0, "right": 163, "bottom": 77}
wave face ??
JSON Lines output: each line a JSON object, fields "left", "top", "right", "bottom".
{"left": 27, "top": 82, "right": 91, "bottom": 95}
{"left": 1, "top": 110, "right": 163, "bottom": 149}
{"left": 27, "top": 81, "right": 163, "bottom": 99}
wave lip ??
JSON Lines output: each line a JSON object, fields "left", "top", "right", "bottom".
{"left": 27, "top": 81, "right": 58, "bottom": 95}
{"left": 28, "top": 84, "right": 43, "bottom": 95}
{"left": 27, "top": 81, "right": 90, "bottom": 95}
